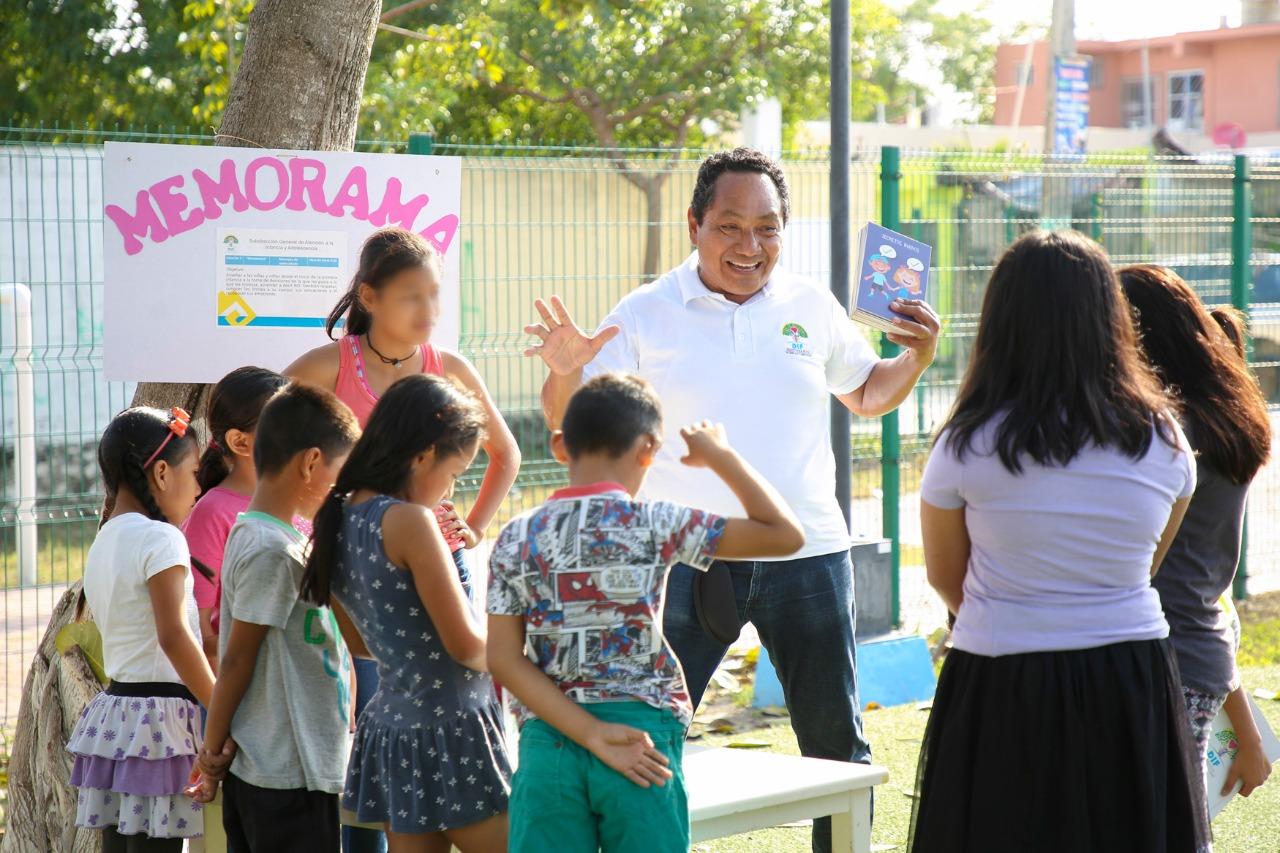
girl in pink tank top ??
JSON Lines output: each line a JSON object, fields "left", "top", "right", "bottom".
{"left": 285, "top": 227, "right": 521, "bottom": 554}
{"left": 335, "top": 332, "right": 445, "bottom": 428}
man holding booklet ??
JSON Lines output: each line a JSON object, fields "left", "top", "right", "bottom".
{"left": 525, "top": 147, "right": 939, "bottom": 853}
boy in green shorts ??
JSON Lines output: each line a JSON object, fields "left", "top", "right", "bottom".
{"left": 487, "top": 374, "right": 804, "bottom": 853}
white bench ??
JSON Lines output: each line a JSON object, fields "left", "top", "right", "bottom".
{"left": 686, "top": 746, "right": 888, "bottom": 853}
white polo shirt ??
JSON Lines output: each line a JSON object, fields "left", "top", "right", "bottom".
{"left": 583, "top": 252, "right": 879, "bottom": 561}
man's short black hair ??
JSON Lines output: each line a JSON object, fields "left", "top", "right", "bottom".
{"left": 562, "top": 374, "right": 662, "bottom": 459}
{"left": 254, "top": 382, "right": 360, "bottom": 477}
{"left": 690, "top": 147, "right": 790, "bottom": 226}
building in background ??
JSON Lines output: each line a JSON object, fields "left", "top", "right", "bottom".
{"left": 994, "top": 14, "right": 1280, "bottom": 146}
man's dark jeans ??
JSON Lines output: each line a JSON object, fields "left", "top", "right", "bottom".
{"left": 664, "top": 549, "right": 872, "bottom": 853}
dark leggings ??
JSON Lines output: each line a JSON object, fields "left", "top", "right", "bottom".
{"left": 101, "top": 827, "right": 183, "bottom": 853}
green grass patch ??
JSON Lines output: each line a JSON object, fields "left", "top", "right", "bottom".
{"left": 0, "top": 518, "right": 97, "bottom": 589}
{"left": 695, "top": 603, "right": 1280, "bottom": 852}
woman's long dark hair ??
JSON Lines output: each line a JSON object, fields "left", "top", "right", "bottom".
{"left": 940, "top": 230, "right": 1176, "bottom": 472}
{"left": 301, "top": 374, "right": 486, "bottom": 605}
{"left": 1120, "top": 264, "right": 1271, "bottom": 484}
{"left": 196, "top": 366, "right": 289, "bottom": 494}
{"left": 324, "top": 227, "right": 442, "bottom": 339}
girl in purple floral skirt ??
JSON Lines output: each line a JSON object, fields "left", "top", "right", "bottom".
{"left": 67, "top": 406, "right": 217, "bottom": 851}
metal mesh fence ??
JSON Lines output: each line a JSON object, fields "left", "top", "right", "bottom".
{"left": 3, "top": 128, "right": 1280, "bottom": 726}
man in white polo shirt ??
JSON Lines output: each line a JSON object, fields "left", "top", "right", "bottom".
{"left": 526, "top": 148, "right": 939, "bottom": 852}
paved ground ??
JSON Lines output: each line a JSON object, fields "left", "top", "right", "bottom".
{"left": 1, "top": 582, "right": 71, "bottom": 726}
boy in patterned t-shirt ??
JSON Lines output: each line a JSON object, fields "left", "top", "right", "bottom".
{"left": 487, "top": 373, "right": 804, "bottom": 853}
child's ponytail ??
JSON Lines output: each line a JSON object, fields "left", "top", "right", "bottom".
{"left": 196, "top": 367, "right": 289, "bottom": 495}
{"left": 324, "top": 227, "right": 443, "bottom": 340}
{"left": 300, "top": 374, "right": 485, "bottom": 606}
{"left": 300, "top": 489, "right": 347, "bottom": 605}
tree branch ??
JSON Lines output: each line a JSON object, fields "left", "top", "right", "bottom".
{"left": 380, "top": 0, "right": 435, "bottom": 23}
{"left": 376, "top": 22, "right": 447, "bottom": 43}
{"left": 612, "top": 89, "right": 700, "bottom": 125}
{"left": 515, "top": 49, "right": 577, "bottom": 95}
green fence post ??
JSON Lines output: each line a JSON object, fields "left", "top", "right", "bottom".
{"left": 1232, "top": 153, "right": 1253, "bottom": 601}
{"left": 1089, "top": 192, "right": 1103, "bottom": 242}
{"left": 911, "top": 207, "right": 926, "bottom": 436}
{"left": 881, "top": 146, "right": 902, "bottom": 627}
{"left": 408, "top": 132, "right": 435, "bottom": 155}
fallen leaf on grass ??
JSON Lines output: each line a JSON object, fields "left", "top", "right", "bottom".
{"left": 726, "top": 740, "right": 771, "bottom": 749}
{"left": 708, "top": 717, "right": 737, "bottom": 734}
{"left": 761, "top": 706, "right": 789, "bottom": 717}
{"left": 712, "top": 669, "right": 741, "bottom": 692}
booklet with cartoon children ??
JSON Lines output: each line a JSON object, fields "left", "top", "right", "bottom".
{"left": 853, "top": 222, "right": 932, "bottom": 334}
{"left": 1206, "top": 695, "right": 1280, "bottom": 818}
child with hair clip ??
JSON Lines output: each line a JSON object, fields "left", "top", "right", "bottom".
{"left": 182, "top": 366, "right": 289, "bottom": 671}
{"left": 487, "top": 374, "right": 805, "bottom": 853}
{"left": 67, "top": 406, "right": 227, "bottom": 851}
{"left": 287, "top": 227, "right": 520, "bottom": 853}
{"left": 300, "top": 373, "right": 512, "bottom": 853}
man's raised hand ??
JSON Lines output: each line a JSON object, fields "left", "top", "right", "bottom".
{"left": 524, "top": 295, "right": 620, "bottom": 376}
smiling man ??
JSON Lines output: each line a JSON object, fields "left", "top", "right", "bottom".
{"left": 526, "top": 148, "right": 939, "bottom": 853}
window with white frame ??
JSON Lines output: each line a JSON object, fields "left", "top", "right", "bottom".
{"left": 1122, "top": 78, "right": 1157, "bottom": 128}
{"left": 1167, "top": 70, "right": 1204, "bottom": 131}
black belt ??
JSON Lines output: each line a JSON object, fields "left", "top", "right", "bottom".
{"left": 106, "top": 681, "right": 196, "bottom": 702}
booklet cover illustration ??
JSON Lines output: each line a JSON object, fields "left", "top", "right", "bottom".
{"left": 854, "top": 222, "right": 932, "bottom": 334}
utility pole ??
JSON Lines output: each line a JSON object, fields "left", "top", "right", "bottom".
{"left": 1043, "top": 0, "right": 1076, "bottom": 154}
{"left": 831, "top": 0, "right": 852, "bottom": 525}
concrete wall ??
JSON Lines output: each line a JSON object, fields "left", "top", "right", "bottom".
{"left": 995, "top": 27, "right": 1280, "bottom": 138}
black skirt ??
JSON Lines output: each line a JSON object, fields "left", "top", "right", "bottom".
{"left": 909, "top": 638, "right": 1210, "bottom": 853}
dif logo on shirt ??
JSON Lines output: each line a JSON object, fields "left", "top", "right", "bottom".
{"left": 782, "top": 322, "right": 813, "bottom": 358}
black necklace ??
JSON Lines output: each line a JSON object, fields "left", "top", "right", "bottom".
{"left": 364, "top": 333, "right": 416, "bottom": 369}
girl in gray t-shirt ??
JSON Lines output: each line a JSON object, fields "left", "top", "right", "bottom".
{"left": 1121, "top": 264, "right": 1274, "bottom": 806}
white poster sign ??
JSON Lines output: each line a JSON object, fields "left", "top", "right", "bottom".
{"left": 103, "top": 142, "right": 462, "bottom": 382}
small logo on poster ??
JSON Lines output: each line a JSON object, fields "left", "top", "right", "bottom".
{"left": 222, "top": 234, "right": 239, "bottom": 251}
{"left": 782, "top": 322, "right": 812, "bottom": 357}
{"left": 217, "top": 291, "right": 256, "bottom": 327}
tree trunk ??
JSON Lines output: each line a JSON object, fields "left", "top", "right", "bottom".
{"left": 1, "top": 583, "right": 105, "bottom": 853}
{"left": 129, "top": 0, "right": 381, "bottom": 415}
{"left": 641, "top": 174, "right": 668, "bottom": 281}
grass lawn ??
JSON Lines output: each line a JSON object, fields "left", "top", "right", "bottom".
{"left": 693, "top": 599, "right": 1280, "bottom": 852}
{"left": 0, "top": 518, "right": 98, "bottom": 589}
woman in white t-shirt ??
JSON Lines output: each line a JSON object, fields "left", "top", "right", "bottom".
{"left": 66, "top": 406, "right": 217, "bottom": 852}
{"left": 910, "top": 231, "right": 1210, "bottom": 852}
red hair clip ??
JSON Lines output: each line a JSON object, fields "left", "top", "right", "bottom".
{"left": 143, "top": 407, "right": 192, "bottom": 469}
